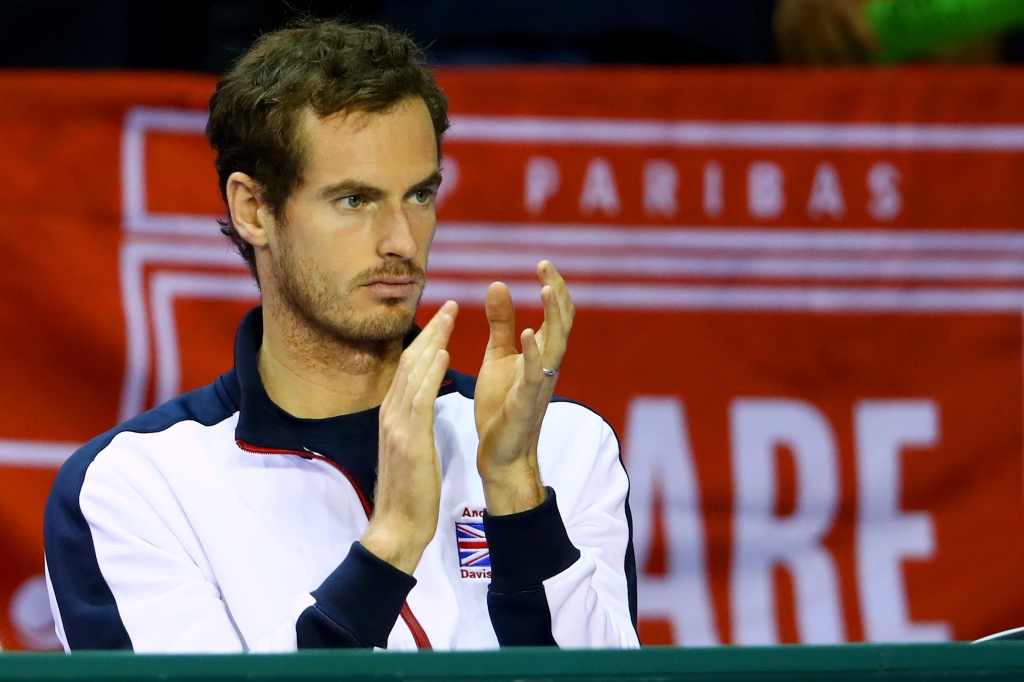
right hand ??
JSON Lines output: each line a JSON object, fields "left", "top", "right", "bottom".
{"left": 361, "top": 300, "right": 458, "bottom": 575}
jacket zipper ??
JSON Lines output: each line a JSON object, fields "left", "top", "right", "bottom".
{"left": 236, "top": 440, "right": 433, "bottom": 649}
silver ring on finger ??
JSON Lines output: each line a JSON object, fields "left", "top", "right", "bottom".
{"left": 542, "top": 367, "right": 559, "bottom": 377}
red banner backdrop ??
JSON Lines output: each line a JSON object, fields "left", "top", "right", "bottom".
{"left": 3, "top": 68, "right": 1024, "bottom": 650}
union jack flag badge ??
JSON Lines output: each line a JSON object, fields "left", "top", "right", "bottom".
{"left": 455, "top": 521, "right": 490, "bottom": 567}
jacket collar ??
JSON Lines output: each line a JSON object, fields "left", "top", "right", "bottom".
{"left": 232, "top": 306, "right": 385, "bottom": 451}
{"left": 223, "top": 306, "right": 465, "bottom": 499}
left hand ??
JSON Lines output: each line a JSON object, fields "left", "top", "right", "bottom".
{"left": 475, "top": 261, "right": 574, "bottom": 515}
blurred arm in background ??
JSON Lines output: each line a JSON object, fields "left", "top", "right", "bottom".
{"left": 773, "top": 0, "right": 1011, "bottom": 65}
{"left": 774, "top": 0, "right": 879, "bottom": 64}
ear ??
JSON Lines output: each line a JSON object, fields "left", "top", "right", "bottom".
{"left": 225, "top": 172, "right": 275, "bottom": 247}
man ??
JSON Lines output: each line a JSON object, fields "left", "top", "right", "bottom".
{"left": 44, "top": 20, "right": 638, "bottom": 652}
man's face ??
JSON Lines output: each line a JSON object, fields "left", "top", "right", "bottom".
{"left": 268, "top": 97, "right": 440, "bottom": 343}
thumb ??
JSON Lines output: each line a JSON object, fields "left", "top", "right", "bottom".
{"left": 484, "top": 282, "right": 517, "bottom": 358}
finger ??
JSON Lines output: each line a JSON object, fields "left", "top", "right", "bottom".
{"left": 537, "top": 261, "right": 574, "bottom": 327}
{"left": 385, "top": 301, "right": 457, "bottom": 412}
{"left": 537, "top": 285, "right": 565, "bottom": 368}
{"left": 538, "top": 260, "right": 574, "bottom": 335}
{"left": 385, "top": 321, "right": 436, "bottom": 414}
{"left": 399, "top": 307, "right": 457, "bottom": 415}
{"left": 408, "top": 300, "right": 457, "bottom": 357}
{"left": 409, "top": 349, "right": 450, "bottom": 433}
{"left": 393, "top": 303, "right": 446, "bottom": 393}
{"left": 536, "top": 263, "right": 572, "bottom": 371}
{"left": 485, "top": 281, "right": 517, "bottom": 360}
{"left": 520, "top": 328, "right": 550, "bottom": 390}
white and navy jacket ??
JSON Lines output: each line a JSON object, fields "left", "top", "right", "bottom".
{"left": 44, "top": 308, "right": 638, "bottom": 652}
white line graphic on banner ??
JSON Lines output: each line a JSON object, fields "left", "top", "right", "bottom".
{"left": 434, "top": 223, "right": 1024, "bottom": 252}
{"left": 421, "top": 282, "right": 1024, "bottom": 312}
{"left": 26, "top": 106, "right": 1024, "bottom": 470}
{"left": 117, "top": 239, "right": 251, "bottom": 422}
{"left": 446, "top": 115, "right": 1024, "bottom": 150}
{"left": 149, "top": 272, "right": 260, "bottom": 405}
{"left": 102, "top": 108, "right": 1024, "bottom": 436}
{"left": 0, "top": 440, "right": 80, "bottom": 467}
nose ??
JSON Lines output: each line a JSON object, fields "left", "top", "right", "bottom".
{"left": 377, "top": 201, "right": 419, "bottom": 261}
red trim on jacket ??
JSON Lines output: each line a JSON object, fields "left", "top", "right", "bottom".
{"left": 235, "top": 439, "right": 432, "bottom": 649}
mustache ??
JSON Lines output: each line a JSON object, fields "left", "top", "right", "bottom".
{"left": 352, "top": 262, "right": 426, "bottom": 287}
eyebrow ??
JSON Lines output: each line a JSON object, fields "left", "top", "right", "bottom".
{"left": 318, "top": 170, "right": 443, "bottom": 201}
{"left": 411, "top": 171, "right": 443, "bottom": 194}
{"left": 318, "top": 180, "right": 381, "bottom": 201}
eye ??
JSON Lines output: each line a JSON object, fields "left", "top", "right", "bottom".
{"left": 341, "top": 195, "right": 362, "bottom": 209}
{"left": 411, "top": 188, "right": 435, "bottom": 205}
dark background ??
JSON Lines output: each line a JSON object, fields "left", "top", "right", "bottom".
{"left": 2, "top": 0, "right": 1021, "bottom": 72}
{"left": 0, "top": 0, "right": 776, "bottom": 71}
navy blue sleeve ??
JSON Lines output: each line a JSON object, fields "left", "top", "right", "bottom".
{"left": 296, "top": 542, "right": 416, "bottom": 649}
{"left": 44, "top": 452, "right": 133, "bottom": 650}
{"left": 482, "top": 488, "right": 580, "bottom": 647}
{"left": 44, "top": 384, "right": 236, "bottom": 651}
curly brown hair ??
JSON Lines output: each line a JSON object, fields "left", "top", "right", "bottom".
{"left": 206, "top": 20, "right": 449, "bottom": 280}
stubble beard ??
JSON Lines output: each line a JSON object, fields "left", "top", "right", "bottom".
{"left": 272, "top": 233, "right": 425, "bottom": 350}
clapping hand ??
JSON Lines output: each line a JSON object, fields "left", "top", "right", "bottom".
{"left": 474, "top": 261, "right": 574, "bottom": 516}
{"left": 363, "top": 300, "right": 458, "bottom": 574}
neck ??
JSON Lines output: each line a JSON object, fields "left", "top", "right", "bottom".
{"left": 257, "top": 297, "right": 403, "bottom": 419}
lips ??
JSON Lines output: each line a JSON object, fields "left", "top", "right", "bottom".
{"left": 362, "top": 276, "right": 421, "bottom": 297}
{"left": 365, "top": 277, "right": 418, "bottom": 287}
